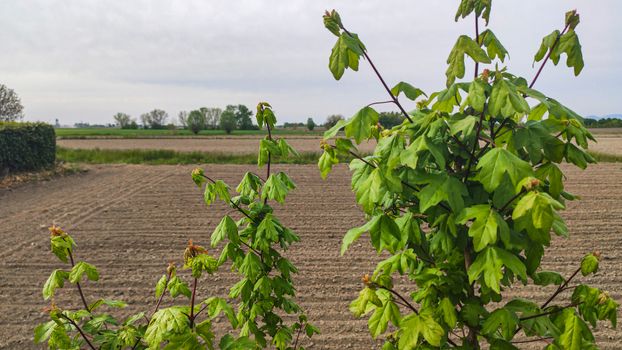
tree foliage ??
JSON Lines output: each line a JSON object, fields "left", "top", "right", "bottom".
{"left": 187, "top": 110, "right": 207, "bottom": 134}
{"left": 320, "top": 5, "right": 617, "bottom": 349}
{"left": 140, "top": 109, "right": 169, "bottom": 129}
{"left": 113, "top": 113, "right": 135, "bottom": 129}
{"left": 0, "top": 83, "right": 24, "bottom": 121}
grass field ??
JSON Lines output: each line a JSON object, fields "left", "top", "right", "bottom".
{"left": 56, "top": 147, "right": 327, "bottom": 165}
{"left": 55, "top": 128, "right": 324, "bottom": 138}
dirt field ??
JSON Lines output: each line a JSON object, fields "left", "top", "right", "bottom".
{"left": 56, "top": 137, "right": 373, "bottom": 154}
{"left": 1, "top": 163, "right": 621, "bottom": 349}
{"left": 57, "top": 134, "right": 621, "bottom": 157}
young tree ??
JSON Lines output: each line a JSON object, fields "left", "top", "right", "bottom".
{"left": 320, "top": 5, "right": 617, "bottom": 349}
{"left": 220, "top": 108, "right": 237, "bottom": 134}
{"left": 324, "top": 114, "right": 344, "bottom": 129}
{"left": 141, "top": 109, "right": 168, "bottom": 129}
{"left": 187, "top": 109, "right": 206, "bottom": 134}
{"left": 0, "top": 84, "right": 24, "bottom": 121}
{"left": 112, "top": 112, "right": 133, "bottom": 129}
{"left": 307, "top": 118, "right": 316, "bottom": 131}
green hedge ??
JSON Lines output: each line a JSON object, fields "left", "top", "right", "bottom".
{"left": 0, "top": 122, "right": 56, "bottom": 172}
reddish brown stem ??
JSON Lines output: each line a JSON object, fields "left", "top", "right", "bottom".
{"left": 59, "top": 314, "right": 96, "bottom": 350}
{"left": 474, "top": 14, "right": 480, "bottom": 78}
{"left": 189, "top": 277, "right": 198, "bottom": 328}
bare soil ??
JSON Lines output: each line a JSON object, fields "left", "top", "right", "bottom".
{"left": 1, "top": 164, "right": 620, "bottom": 349}
{"left": 56, "top": 137, "right": 377, "bottom": 154}
{"left": 58, "top": 135, "right": 621, "bottom": 158}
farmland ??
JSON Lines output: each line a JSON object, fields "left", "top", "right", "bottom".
{"left": 1, "top": 162, "right": 621, "bottom": 349}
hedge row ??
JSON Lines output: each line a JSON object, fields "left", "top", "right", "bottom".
{"left": 0, "top": 122, "right": 56, "bottom": 173}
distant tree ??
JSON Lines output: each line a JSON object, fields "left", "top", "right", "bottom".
{"left": 234, "top": 104, "right": 254, "bottom": 130}
{"left": 201, "top": 107, "right": 222, "bottom": 129}
{"left": 378, "top": 111, "right": 405, "bottom": 128}
{"left": 113, "top": 112, "right": 133, "bottom": 129}
{"left": 220, "top": 108, "right": 237, "bottom": 134}
{"left": 307, "top": 117, "right": 316, "bottom": 131}
{"left": 324, "top": 114, "right": 344, "bottom": 128}
{"left": 128, "top": 120, "right": 138, "bottom": 129}
{"left": 0, "top": 84, "right": 24, "bottom": 121}
{"left": 140, "top": 109, "right": 168, "bottom": 129}
{"left": 187, "top": 110, "right": 207, "bottom": 134}
{"left": 584, "top": 117, "right": 622, "bottom": 128}
{"left": 178, "top": 111, "right": 188, "bottom": 128}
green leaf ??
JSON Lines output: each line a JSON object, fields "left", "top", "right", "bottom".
{"left": 34, "top": 321, "right": 57, "bottom": 344}
{"left": 417, "top": 175, "right": 467, "bottom": 213}
{"left": 344, "top": 106, "right": 379, "bottom": 144}
{"left": 468, "top": 247, "right": 502, "bottom": 293}
{"left": 391, "top": 82, "right": 426, "bottom": 101}
{"left": 188, "top": 254, "right": 218, "bottom": 278}
{"left": 535, "top": 29, "right": 584, "bottom": 76}
{"left": 320, "top": 151, "right": 340, "bottom": 182}
{"left": 400, "top": 136, "right": 446, "bottom": 170}
{"left": 464, "top": 79, "right": 487, "bottom": 112}
{"left": 557, "top": 309, "right": 594, "bottom": 350}
{"left": 68, "top": 261, "right": 99, "bottom": 283}
{"left": 204, "top": 180, "right": 231, "bottom": 205}
{"left": 438, "top": 298, "right": 457, "bottom": 329}
{"left": 482, "top": 308, "right": 518, "bottom": 340}
{"left": 368, "top": 299, "right": 401, "bottom": 338}
{"left": 478, "top": 29, "right": 508, "bottom": 62}
{"left": 457, "top": 204, "right": 507, "bottom": 252}
{"left": 239, "top": 253, "right": 263, "bottom": 281}
{"left": 455, "top": 0, "right": 492, "bottom": 24}
{"left": 446, "top": 35, "right": 491, "bottom": 86}
{"left": 262, "top": 172, "right": 296, "bottom": 203}
{"left": 349, "top": 287, "right": 382, "bottom": 317}
{"left": 144, "top": 307, "right": 189, "bottom": 347}
{"left": 474, "top": 148, "right": 533, "bottom": 192}
{"left": 512, "top": 191, "right": 564, "bottom": 234}
{"left": 168, "top": 276, "right": 192, "bottom": 298}
{"left": 488, "top": 78, "right": 530, "bottom": 117}
{"left": 328, "top": 33, "right": 365, "bottom": 80}
{"left": 43, "top": 269, "right": 69, "bottom": 300}
{"left": 341, "top": 216, "right": 380, "bottom": 255}
{"left": 398, "top": 309, "right": 444, "bottom": 347}
{"left": 580, "top": 253, "right": 599, "bottom": 276}
{"left": 532, "top": 271, "right": 564, "bottom": 286}
{"left": 50, "top": 235, "right": 74, "bottom": 263}
{"left": 211, "top": 215, "right": 238, "bottom": 247}
{"left": 236, "top": 172, "right": 262, "bottom": 199}
{"left": 155, "top": 274, "right": 168, "bottom": 298}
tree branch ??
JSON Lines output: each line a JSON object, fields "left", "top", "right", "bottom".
{"left": 474, "top": 14, "right": 480, "bottom": 78}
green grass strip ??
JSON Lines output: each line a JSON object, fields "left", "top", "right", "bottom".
{"left": 56, "top": 147, "right": 324, "bottom": 165}
{"left": 589, "top": 151, "right": 622, "bottom": 163}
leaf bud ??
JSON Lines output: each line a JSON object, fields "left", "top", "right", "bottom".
{"left": 184, "top": 240, "right": 207, "bottom": 265}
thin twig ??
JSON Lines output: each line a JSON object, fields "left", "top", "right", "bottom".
{"left": 378, "top": 286, "right": 418, "bottom": 315}
{"left": 474, "top": 14, "right": 480, "bottom": 78}
{"left": 366, "top": 100, "right": 395, "bottom": 108}
{"left": 499, "top": 188, "right": 527, "bottom": 212}
{"left": 511, "top": 337, "right": 553, "bottom": 344}
{"left": 189, "top": 277, "right": 198, "bottom": 328}
{"left": 463, "top": 110, "right": 486, "bottom": 182}
{"left": 519, "top": 302, "right": 579, "bottom": 321}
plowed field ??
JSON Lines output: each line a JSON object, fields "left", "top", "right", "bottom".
{"left": 1, "top": 163, "right": 620, "bottom": 349}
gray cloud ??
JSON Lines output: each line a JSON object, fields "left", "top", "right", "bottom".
{"left": 1, "top": 0, "right": 620, "bottom": 125}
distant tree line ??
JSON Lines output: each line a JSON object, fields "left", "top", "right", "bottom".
{"left": 584, "top": 117, "right": 622, "bottom": 128}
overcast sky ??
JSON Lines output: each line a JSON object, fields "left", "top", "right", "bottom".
{"left": 1, "top": 1, "right": 620, "bottom": 125}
